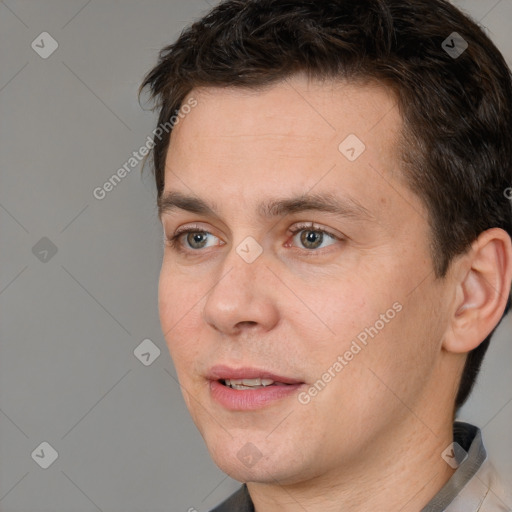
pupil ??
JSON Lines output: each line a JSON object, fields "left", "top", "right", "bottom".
{"left": 188, "top": 232, "right": 207, "bottom": 248}
{"left": 301, "top": 230, "right": 322, "bottom": 249}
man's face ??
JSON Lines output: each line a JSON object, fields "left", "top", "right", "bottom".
{"left": 158, "top": 76, "right": 452, "bottom": 484}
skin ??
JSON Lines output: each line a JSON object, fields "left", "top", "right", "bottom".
{"left": 157, "top": 75, "right": 512, "bottom": 511}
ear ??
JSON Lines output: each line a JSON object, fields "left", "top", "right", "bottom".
{"left": 443, "top": 228, "right": 512, "bottom": 354}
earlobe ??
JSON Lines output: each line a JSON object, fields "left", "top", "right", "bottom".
{"left": 444, "top": 228, "right": 512, "bottom": 354}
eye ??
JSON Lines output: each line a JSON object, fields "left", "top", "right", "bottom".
{"left": 184, "top": 231, "right": 218, "bottom": 249}
{"left": 165, "top": 228, "right": 222, "bottom": 252}
{"left": 288, "top": 223, "right": 339, "bottom": 250}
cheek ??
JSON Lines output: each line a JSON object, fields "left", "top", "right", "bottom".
{"left": 158, "top": 260, "right": 204, "bottom": 324}
{"left": 307, "top": 274, "right": 384, "bottom": 345}
{"left": 158, "top": 266, "right": 178, "bottom": 337}
{"left": 304, "top": 265, "right": 426, "bottom": 380}
{"left": 158, "top": 264, "right": 202, "bottom": 359}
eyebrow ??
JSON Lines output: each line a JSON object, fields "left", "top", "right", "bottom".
{"left": 158, "top": 190, "right": 374, "bottom": 222}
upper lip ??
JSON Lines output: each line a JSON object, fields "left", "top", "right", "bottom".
{"left": 207, "top": 365, "right": 304, "bottom": 384}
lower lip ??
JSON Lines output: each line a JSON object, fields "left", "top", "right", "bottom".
{"left": 209, "top": 380, "right": 304, "bottom": 410}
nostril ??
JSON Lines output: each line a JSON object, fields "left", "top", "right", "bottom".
{"left": 236, "top": 321, "right": 258, "bottom": 328}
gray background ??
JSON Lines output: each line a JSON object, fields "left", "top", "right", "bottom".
{"left": 0, "top": 1, "right": 510, "bottom": 510}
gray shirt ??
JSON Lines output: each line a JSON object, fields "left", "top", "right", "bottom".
{"left": 210, "top": 422, "right": 511, "bottom": 511}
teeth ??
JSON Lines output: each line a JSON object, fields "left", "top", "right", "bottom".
{"left": 224, "top": 378, "right": 275, "bottom": 389}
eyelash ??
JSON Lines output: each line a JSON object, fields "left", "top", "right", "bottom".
{"left": 164, "top": 223, "right": 341, "bottom": 255}
{"left": 287, "top": 223, "right": 340, "bottom": 251}
{"left": 164, "top": 226, "right": 217, "bottom": 253}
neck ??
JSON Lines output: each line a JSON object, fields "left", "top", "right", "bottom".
{"left": 247, "top": 417, "right": 456, "bottom": 512}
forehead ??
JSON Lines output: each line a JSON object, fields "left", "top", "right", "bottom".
{"left": 172, "top": 76, "right": 401, "bottom": 154}
{"left": 163, "top": 76, "right": 425, "bottom": 227}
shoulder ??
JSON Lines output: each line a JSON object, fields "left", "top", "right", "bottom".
{"left": 448, "top": 458, "right": 512, "bottom": 512}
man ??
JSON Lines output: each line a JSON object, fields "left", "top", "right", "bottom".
{"left": 140, "top": 0, "right": 512, "bottom": 510}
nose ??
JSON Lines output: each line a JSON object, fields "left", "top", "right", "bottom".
{"left": 202, "top": 246, "right": 280, "bottom": 336}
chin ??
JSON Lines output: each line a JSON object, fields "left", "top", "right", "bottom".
{"left": 204, "top": 432, "right": 311, "bottom": 485}
{"left": 214, "top": 455, "right": 302, "bottom": 485}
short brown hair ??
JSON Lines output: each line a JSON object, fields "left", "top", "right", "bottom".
{"left": 140, "top": 0, "right": 512, "bottom": 410}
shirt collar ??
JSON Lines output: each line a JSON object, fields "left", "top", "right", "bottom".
{"left": 421, "top": 421, "right": 487, "bottom": 511}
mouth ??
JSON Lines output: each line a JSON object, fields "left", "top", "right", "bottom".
{"left": 220, "top": 377, "right": 292, "bottom": 390}
{"left": 207, "top": 365, "right": 305, "bottom": 410}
